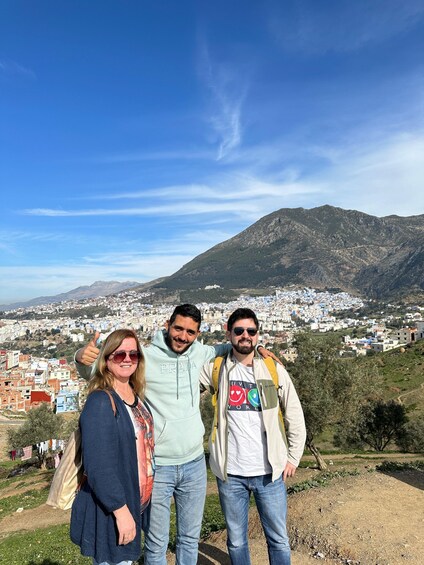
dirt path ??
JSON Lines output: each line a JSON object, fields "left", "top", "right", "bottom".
{"left": 398, "top": 381, "right": 424, "bottom": 403}
{"left": 0, "top": 505, "right": 71, "bottom": 539}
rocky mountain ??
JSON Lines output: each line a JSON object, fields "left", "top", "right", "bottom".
{"left": 152, "top": 205, "right": 424, "bottom": 299}
{"left": 0, "top": 280, "right": 141, "bottom": 311}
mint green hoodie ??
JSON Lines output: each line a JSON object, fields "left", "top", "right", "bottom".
{"left": 76, "top": 331, "right": 230, "bottom": 466}
{"left": 143, "top": 331, "right": 230, "bottom": 465}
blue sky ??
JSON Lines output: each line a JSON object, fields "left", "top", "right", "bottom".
{"left": 1, "top": 1, "right": 424, "bottom": 305}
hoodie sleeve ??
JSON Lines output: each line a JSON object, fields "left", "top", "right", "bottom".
{"left": 199, "top": 360, "right": 214, "bottom": 393}
{"left": 74, "top": 358, "right": 93, "bottom": 381}
{"left": 213, "top": 342, "right": 232, "bottom": 358}
{"left": 195, "top": 341, "right": 232, "bottom": 364}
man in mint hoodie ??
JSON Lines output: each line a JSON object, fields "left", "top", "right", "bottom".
{"left": 76, "top": 304, "right": 275, "bottom": 565}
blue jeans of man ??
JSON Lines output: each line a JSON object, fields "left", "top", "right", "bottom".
{"left": 217, "top": 474, "right": 291, "bottom": 565}
{"left": 143, "top": 454, "right": 207, "bottom": 565}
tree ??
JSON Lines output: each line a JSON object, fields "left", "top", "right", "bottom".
{"left": 8, "top": 403, "right": 63, "bottom": 467}
{"left": 396, "top": 415, "right": 424, "bottom": 453}
{"left": 348, "top": 399, "right": 408, "bottom": 452}
{"left": 288, "top": 332, "right": 377, "bottom": 469}
{"left": 60, "top": 412, "right": 80, "bottom": 439}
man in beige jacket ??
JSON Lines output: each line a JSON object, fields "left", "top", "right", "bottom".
{"left": 199, "top": 308, "right": 306, "bottom": 565}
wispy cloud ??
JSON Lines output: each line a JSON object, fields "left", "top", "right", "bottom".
{"left": 21, "top": 201, "right": 261, "bottom": 219}
{"left": 317, "top": 132, "right": 424, "bottom": 216}
{"left": 78, "top": 175, "right": 317, "bottom": 202}
{"left": 0, "top": 59, "right": 36, "bottom": 80}
{"left": 92, "top": 148, "right": 215, "bottom": 164}
{"left": 198, "top": 39, "right": 248, "bottom": 160}
{"left": 21, "top": 174, "right": 320, "bottom": 222}
{"left": 0, "top": 265, "right": 145, "bottom": 305}
{"left": 0, "top": 233, "right": 230, "bottom": 304}
{"left": 0, "top": 229, "right": 89, "bottom": 258}
{"left": 268, "top": 0, "right": 424, "bottom": 54}
{"left": 4, "top": 131, "right": 424, "bottom": 305}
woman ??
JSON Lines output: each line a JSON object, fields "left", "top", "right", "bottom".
{"left": 71, "top": 329, "right": 154, "bottom": 565}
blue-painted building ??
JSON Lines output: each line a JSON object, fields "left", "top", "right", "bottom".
{"left": 55, "top": 391, "right": 79, "bottom": 413}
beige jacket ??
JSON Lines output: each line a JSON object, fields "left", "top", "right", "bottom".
{"left": 199, "top": 354, "right": 306, "bottom": 482}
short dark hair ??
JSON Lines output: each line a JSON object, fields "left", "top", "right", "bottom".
{"left": 227, "top": 308, "right": 259, "bottom": 332}
{"left": 169, "top": 304, "right": 202, "bottom": 328}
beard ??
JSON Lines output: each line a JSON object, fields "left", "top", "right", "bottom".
{"left": 165, "top": 334, "right": 192, "bottom": 354}
{"left": 232, "top": 339, "right": 255, "bottom": 355}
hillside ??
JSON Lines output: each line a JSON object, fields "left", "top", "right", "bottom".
{"left": 153, "top": 205, "right": 424, "bottom": 300}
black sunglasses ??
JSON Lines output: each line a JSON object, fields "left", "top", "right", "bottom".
{"left": 232, "top": 327, "right": 258, "bottom": 337}
{"left": 108, "top": 350, "right": 140, "bottom": 364}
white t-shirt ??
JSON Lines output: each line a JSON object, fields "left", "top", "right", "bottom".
{"left": 226, "top": 362, "right": 272, "bottom": 476}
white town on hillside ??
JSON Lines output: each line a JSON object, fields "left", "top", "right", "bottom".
{"left": 1, "top": 287, "right": 424, "bottom": 415}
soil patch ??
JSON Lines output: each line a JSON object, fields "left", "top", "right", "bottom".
{"left": 192, "top": 468, "right": 424, "bottom": 565}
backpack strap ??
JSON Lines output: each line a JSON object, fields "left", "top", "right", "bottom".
{"left": 262, "top": 358, "right": 287, "bottom": 443}
{"left": 263, "top": 357, "right": 279, "bottom": 388}
{"left": 211, "top": 356, "right": 226, "bottom": 443}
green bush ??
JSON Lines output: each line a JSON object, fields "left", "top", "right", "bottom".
{"left": 376, "top": 460, "right": 424, "bottom": 472}
{"left": 396, "top": 415, "right": 424, "bottom": 453}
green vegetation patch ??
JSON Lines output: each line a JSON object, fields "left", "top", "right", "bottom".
{"left": 0, "top": 523, "right": 90, "bottom": 565}
{"left": 0, "top": 487, "right": 49, "bottom": 519}
{"left": 200, "top": 494, "right": 227, "bottom": 539}
{"left": 287, "top": 470, "right": 360, "bottom": 494}
{"left": 374, "top": 340, "right": 424, "bottom": 407}
{"left": 0, "top": 468, "right": 51, "bottom": 491}
{"left": 376, "top": 460, "right": 424, "bottom": 473}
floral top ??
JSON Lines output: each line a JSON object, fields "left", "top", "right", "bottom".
{"left": 124, "top": 396, "right": 155, "bottom": 513}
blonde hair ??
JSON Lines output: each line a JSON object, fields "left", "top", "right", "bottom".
{"left": 87, "top": 329, "right": 145, "bottom": 399}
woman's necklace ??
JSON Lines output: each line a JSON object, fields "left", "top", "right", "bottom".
{"left": 114, "top": 384, "right": 135, "bottom": 405}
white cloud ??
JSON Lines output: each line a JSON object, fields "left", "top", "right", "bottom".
{"left": 198, "top": 39, "right": 248, "bottom": 159}
{"left": 0, "top": 228, "right": 238, "bottom": 305}
{"left": 0, "top": 59, "right": 36, "bottom": 79}
{"left": 0, "top": 261, "right": 172, "bottom": 305}
{"left": 21, "top": 175, "right": 320, "bottom": 223}
{"left": 317, "top": 132, "right": 424, "bottom": 216}
{"left": 0, "top": 229, "right": 91, "bottom": 258}
{"left": 268, "top": 0, "right": 424, "bottom": 54}
{"left": 4, "top": 129, "right": 423, "bottom": 305}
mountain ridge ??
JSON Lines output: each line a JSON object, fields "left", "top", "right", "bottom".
{"left": 2, "top": 206, "right": 423, "bottom": 310}
{"left": 0, "top": 280, "right": 141, "bottom": 311}
{"left": 152, "top": 205, "right": 424, "bottom": 299}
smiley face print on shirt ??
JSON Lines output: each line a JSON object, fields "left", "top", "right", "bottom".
{"left": 228, "top": 380, "right": 262, "bottom": 411}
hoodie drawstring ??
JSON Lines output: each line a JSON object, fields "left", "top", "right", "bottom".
{"left": 176, "top": 356, "right": 179, "bottom": 400}
{"left": 188, "top": 358, "right": 194, "bottom": 407}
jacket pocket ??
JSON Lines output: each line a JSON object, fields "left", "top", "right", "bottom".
{"left": 257, "top": 379, "right": 278, "bottom": 410}
{"left": 155, "top": 412, "right": 205, "bottom": 459}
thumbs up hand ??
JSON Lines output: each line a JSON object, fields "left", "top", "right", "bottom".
{"left": 76, "top": 331, "right": 101, "bottom": 365}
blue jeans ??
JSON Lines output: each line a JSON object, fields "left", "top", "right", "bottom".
{"left": 144, "top": 454, "right": 207, "bottom": 565}
{"left": 217, "top": 474, "right": 291, "bottom": 565}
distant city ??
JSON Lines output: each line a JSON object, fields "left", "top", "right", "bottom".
{"left": 1, "top": 287, "right": 423, "bottom": 414}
